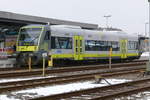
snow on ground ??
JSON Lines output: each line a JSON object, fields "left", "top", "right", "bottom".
{"left": 141, "top": 52, "right": 149, "bottom": 57}
{"left": 115, "top": 91, "right": 150, "bottom": 100}
{"left": 0, "top": 95, "right": 19, "bottom": 100}
{"left": 1, "top": 52, "right": 149, "bottom": 100}
{"left": 0, "top": 78, "right": 130, "bottom": 100}
{"left": 0, "top": 75, "right": 55, "bottom": 83}
{"left": 140, "top": 52, "right": 149, "bottom": 60}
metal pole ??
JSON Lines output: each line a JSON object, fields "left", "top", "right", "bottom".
{"left": 145, "top": 22, "right": 148, "bottom": 37}
{"left": 104, "top": 15, "right": 111, "bottom": 28}
{"left": 43, "top": 57, "right": 45, "bottom": 76}
{"left": 145, "top": 23, "right": 147, "bottom": 36}
{"left": 28, "top": 57, "right": 31, "bottom": 72}
{"left": 109, "top": 48, "right": 112, "bottom": 69}
{"left": 146, "top": 0, "right": 150, "bottom": 74}
{"left": 106, "top": 17, "right": 108, "bottom": 28}
{"left": 148, "top": 0, "right": 150, "bottom": 63}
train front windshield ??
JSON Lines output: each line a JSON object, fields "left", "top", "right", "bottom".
{"left": 18, "top": 28, "right": 42, "bottom": 46}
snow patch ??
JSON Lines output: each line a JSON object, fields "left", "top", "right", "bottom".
{"left": 0, "top": 78, "right": 130, "bottom": 100}
{"left": 0, "top": 95, "right": 19, "bottom": 100}
{"left": 140, "top": 52, "right": 149, "bottom": 60}
{"left": 141, "top": 52, "right": 149, "bottom": 57}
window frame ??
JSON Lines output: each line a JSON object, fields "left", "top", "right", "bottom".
{"left": 51, "top": 36, "right": 72, "bottom": 49}
{"left": 85, "top": 40, "right": 119, "bottom": 51}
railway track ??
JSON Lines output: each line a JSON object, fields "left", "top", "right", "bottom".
{"left": 30, "top": 76, "right": 150, "bottom": 100}
{"left": 0, "top": 66, "right": 145, "bottom": 94}
{"left": 0, "top": 67, "right": 26, "bottom": 72}
{"left": 0, "top": 59, "right": 146, "bottom": 72}
{"left": 0, "top": 61, "right": 146, "bottom": 78}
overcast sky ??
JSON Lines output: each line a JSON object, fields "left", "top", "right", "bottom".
{"left": 0, "top": 0, "right": 149, "bottom": 34}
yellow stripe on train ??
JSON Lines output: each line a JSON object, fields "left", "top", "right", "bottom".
{"left": 17, "top": 46, "right": 38, "bottom": 51}
{"left": 51, "top": 53, "right": 139, "bottom": 59}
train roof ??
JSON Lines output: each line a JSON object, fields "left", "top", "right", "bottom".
{"left": 51, "top": 25, "right": 81, "bottom": 29}
{"left": 21, "top": 24, "right": 138, "bottom": 40}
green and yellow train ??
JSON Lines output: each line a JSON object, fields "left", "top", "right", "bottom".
{"left": 16, "top": 24, "right": 144, "bottom": 66}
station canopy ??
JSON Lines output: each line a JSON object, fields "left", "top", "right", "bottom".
{"left": 0, "top": 11, "right": 98, "bottom": 29}
{"left": 0, "top": 11, "right": 98, "bottom": 50}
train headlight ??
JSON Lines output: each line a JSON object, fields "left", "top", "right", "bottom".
{"left": 29, "top": 53, "right": 34, "bottom": 57}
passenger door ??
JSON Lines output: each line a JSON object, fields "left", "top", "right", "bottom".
{"left": 43, "top": 30, "right": 51, "bottom": 51}
{"left": 74, "top": 36, "right": 83, "bottom": 60}
{"left": 120, "top": 40, "right": 127, "bottom": 58}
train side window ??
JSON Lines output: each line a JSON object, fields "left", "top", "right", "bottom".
{"left": 85, "top": 40, "right": 119, "bottom": 51}
{"left": 66, "top": 38, "right": 72, "bottom": 49}
{"left": 107, "top": 41, "right": 112, "bottom": 51}
{"left": 51, "top": 37, "right": 72, "bottom": 49}
{"left": 85, "top": 40, "right": 89, "bottom": 50}
{"left": 44, "top": 31, "right": 50, "bottom": 40}
{"left": 128, "top": 41, "right": 138, "bottom": 50}
{"left": 128, "top": 41, "right": 131, "bottom": 50}
{"left": 134, "top": 41, "right": 138, "bottom": 49}
{"left": 95, "top": 41, "right": 100, "bottom": 51}
{"left": 136, "top": 42, "right": 138, "bottom": 49}
{"left": 86, "top": 40, "right": 95, "bottom": 51}
{"left": 55, "top": 37, "right": 60, "bottom": 49}
{"left": 51, "top": 37, "right": 55, "bottom": 49}
{"left": 85, "top": 40, "right": 92, "bottom": 51}
{"left": 51, "top": 37, "right": 60, "bottom": 49}
{"left": 111, "top": 41, "right": 119, "bottom": 51}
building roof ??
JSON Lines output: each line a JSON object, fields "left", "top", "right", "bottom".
{"left": 0, "top": 11, "right": 98, "bottom": 29}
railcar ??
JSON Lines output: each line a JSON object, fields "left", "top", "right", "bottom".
{"left": 16, "top": 24, "right": 142, "bottom": 66}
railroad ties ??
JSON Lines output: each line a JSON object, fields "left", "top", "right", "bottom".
{"left": 0, "top": 60, "right": 148, "bottom": 100}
